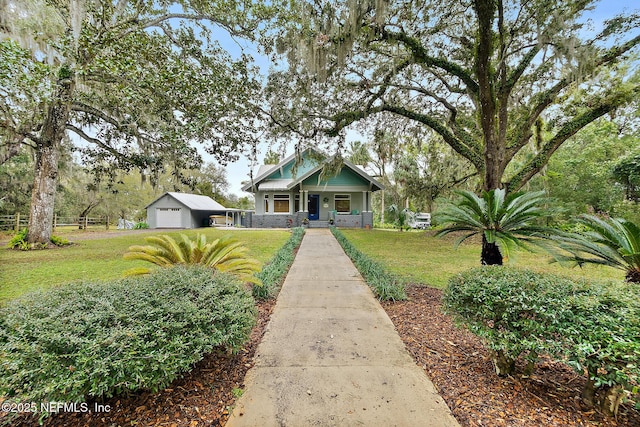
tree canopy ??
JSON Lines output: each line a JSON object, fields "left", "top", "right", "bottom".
{"left": 264, "top": 0, "right": 640, "bottom": 192}
{"left": 0, "top": 0, "right": 270, "bottom": 243}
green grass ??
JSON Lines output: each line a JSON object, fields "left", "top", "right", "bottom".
{"left": 0, "top": 229, "right": 290, "bottom": 302}
{"left": 340, "top": 229, "right": 625, "bottom": 288}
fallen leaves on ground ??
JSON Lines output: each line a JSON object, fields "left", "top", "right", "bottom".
{"left": 381, "top": 284, "right": 640, "bottom": 427}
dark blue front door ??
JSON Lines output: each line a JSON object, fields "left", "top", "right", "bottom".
{"left": 308, "top": 194, "right": 320, "bottom": 220}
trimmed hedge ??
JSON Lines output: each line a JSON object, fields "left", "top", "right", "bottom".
{"left": 331, "top": 227, "right": 406, "bottom": 301}
{"left": 253, "top": 227, "right": 305, "bottom": 300}
{"left": 0, "top": 266, "right": 256, "bottom": 409}
{"left": 444, "top": 266, "right": 640, "bottom": 413}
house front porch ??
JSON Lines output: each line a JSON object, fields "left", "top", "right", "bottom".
{"left": 245, "top": 211, "right": 374, "bottom": 229}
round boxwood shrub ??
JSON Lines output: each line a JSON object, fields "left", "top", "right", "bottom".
{"left": 443, "top": 266, "right": 576, "bottom": 376}
{"left": 0, "top": 266, "right": 256, "bottom": 409}
{"left": 444, "top": 266, "right": 640, "bottom": 415}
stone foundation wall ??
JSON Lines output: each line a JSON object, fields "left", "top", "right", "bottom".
{"left": 245, "top": 212, "right": 373, "bottom": 228}
{"left": 245, "top": 212, "right": 309, "bottom": 228}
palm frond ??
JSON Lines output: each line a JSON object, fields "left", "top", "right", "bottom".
{"left": 551, "top": 216, "right": 640, "bottom": 279}
{"left": 123, "top": 246, "right": 175, "bottom": 267}
{"left": 142, "top": 235, "right": 187, "bottom": 264}
{"left": 123, "top": 233, "right": 262, "bottom": 284}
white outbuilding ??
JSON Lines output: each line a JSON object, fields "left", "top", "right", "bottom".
{"left": 146, "top": 192, "right": 234, "bottom": 229}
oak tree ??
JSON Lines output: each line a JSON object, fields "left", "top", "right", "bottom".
{"left": 265, "top": 0, "right": 640, "bottom": 192}
{"left": 1, "top": 0, "right": 268, "bottom": 244}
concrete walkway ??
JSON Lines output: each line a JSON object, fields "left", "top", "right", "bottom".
{"left": 226, "top": 229, "right": 459, "bottom": 427}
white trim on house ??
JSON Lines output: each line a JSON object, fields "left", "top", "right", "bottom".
{"left": 334, "top": 194, "right": 351, "bottom": 214}
{"left": 242, "top": 148, "right": 384, "bottom": 193}
{"left": 301, "top": 185, "right": 370, "bottom": 192}
{"left": 257, "top": 179, "right": 293, "bottom": 191}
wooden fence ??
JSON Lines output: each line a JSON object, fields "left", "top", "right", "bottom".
{"left": 0, "top": 214, "right": 110, "bottom": 232}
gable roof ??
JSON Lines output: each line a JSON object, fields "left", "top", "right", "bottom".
{"left": 242, "top": 148, "right": 384, "bottom": 193}
{"left": 146, "top": 192, "right": 226, "bottom": 210}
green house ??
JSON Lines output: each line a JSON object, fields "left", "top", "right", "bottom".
{"left": 242, "top": 149, "right": 384, "bottom": 228}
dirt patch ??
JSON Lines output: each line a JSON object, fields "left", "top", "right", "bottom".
{"left": 381, "top": 284, "right": 640, "bottom": 427}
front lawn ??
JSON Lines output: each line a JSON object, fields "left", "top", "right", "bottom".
{"left": 0, "top": 229, "right": 290, "bottom": 302}
{"left": 340, "top": 229, "right": 624, "bottom": 287}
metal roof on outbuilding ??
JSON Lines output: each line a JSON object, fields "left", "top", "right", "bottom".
{"left": 146, "top": 192, "right": 226, "bottom": 210}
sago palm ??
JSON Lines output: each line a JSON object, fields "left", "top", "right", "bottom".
{"left": 124, "top": 234, "right": 262, "bottom": 284}
{"left": 551, "top": 215, "right": 640, "bottom": 283}
{"left": 435, "top": 189, "right": 554, "bottom": 265}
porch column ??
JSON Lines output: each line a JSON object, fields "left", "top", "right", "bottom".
{"left": 367, "top": 191, "right": 372, "bottom": 212}
{"left": 303, "top": 190, "right": 309, "bottom": 212}
{"left": 299, "top": 189, "right": 304, "bottom": 212}
{"left": 362, "top": 191, "right": 368, "bottom": 212}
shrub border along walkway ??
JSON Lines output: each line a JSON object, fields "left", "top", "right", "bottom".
{"left": 331, "top": 227, "right": 406, "bottom": 301}
{"left": 253, "top": 227, "right": 305, "bottom": 300}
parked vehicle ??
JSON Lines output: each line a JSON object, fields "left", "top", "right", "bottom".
{"left": 410, "top": 212, "right": 431, "bottom": 229}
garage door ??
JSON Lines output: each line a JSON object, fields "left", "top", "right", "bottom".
{"left": 156, "top": 208, "right": 182, "bottom": 228}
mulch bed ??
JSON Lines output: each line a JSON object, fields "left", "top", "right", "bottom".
{"left": 381, "top": 284, "right": 640, "bottom": 427}
{"left": 5, "top": 284, "right": 639, "bottom": 427}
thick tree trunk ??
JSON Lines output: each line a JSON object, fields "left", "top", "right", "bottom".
{"left": 474, "top": 0, "right": 506, "bottom": 192}
{"left": 27, "top": 73, "right": 74, "bottom": 245}
{"left": 481, "top": 234, "right": 503, "bottom": 265}
{"left": 483, "top": 144, "right": 507, "bottom": 191}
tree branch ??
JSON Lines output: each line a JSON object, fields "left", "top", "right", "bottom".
{"left": 116, "top": 13, "right": 254, "bottom": 40}
{"left": 511, "top": 33, "right": 640, "bottom": 153}
{"left": 380, "top": 103, "right": 484, "bottom": 171}
{"left": 66, "top": 124, "right": 134, "bottom": 164}
{"left": 71, "top": 102, "right": 123, "bottom": 129}
{"left": 507, "top": 85, "right": 640, "bottom": 191}
{"left": 258, "top": 105, "right": 318, "bottom": 140}
{"left": 378, "top": 28, "right": 479, "bottom": 95}
{"left": 365, "top": 59, "right": 412, "bottom": 111}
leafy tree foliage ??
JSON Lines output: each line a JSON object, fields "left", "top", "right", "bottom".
{"left": 0, "top": 151, "right": 33, "bottom": 215}
{"left": 612, "top": 152, "right": 640, "bottom": 203}
{"left": 263, "top": 149, "right": 281, "bottom": 165}
{"left": 265, "top": 0, "right": 640, "bottom": 193}
{"left": 394, "top": 136, "right": 477, "bottom": 213}
{"left": 531, "top": 118, "right": 637, "bottom": 218}
{"left": 1, "top": 0, "right": 269, "bottom": 244}
{"left": 386, "top": 204, "right": 413, "bottom": 231}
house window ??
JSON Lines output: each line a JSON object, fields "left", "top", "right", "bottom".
{"left": 264, "top": 194, "right": 269, "bottom": 213}
{"left": 294, "top": 195, "right": 300, "bottom": 212}
{"left": 274, "top": 194, "right": 290, "bottom": 213}
{"left": 335, "top": 194, "right": 351, "bottom": 213}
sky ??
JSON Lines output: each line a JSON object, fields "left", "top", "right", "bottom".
{"left": 214, "top": 0, "right": 639, "bottom": 198}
